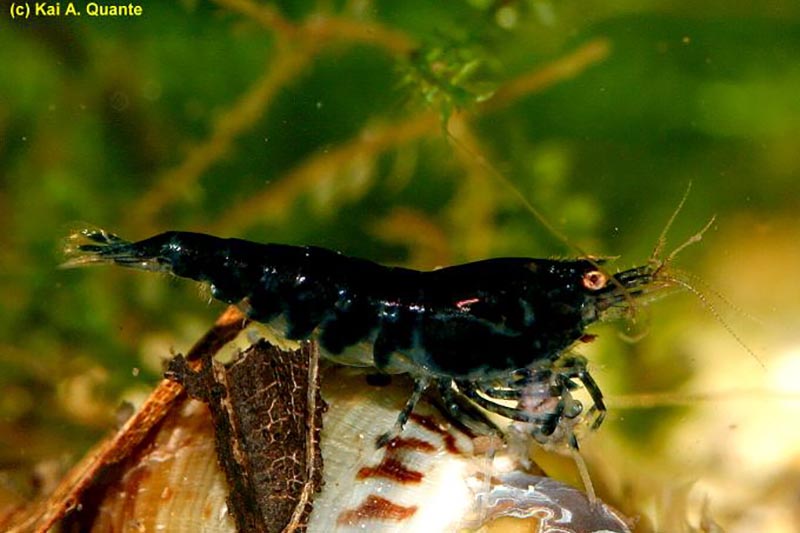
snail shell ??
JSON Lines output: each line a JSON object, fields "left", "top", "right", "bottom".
{"left": 309, "top": 367, "right": 631, "bottom": 533}
{"left": 88, "top": 398, "right": 233, "bottom": 532}
{"left": 86, "top": 359, "right": 630, "bottom": 532}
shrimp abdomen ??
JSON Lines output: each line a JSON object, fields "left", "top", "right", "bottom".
{"left": 64, "top": 228, "right": 391, "bottom": 357}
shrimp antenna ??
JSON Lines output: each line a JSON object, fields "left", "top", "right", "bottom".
{"left": 649, "top": 189, "right": 764, "bottom": 368}
{"left": 443, "top": 129, "right": 640, "bottom": 317}
{"left": 443, "top": 130, "right": 575, "bottom": 252}
{"left": 666, "top": 273, "right": 766, "bottom": 370}
{"left": 650, "top": 181, "right": 693, "bottom": 264}
{"left": 675, "top": 268, "right": 766, "bottom": 327}
{"left": 661, "top": 214, "right": 716, "bottom": 271}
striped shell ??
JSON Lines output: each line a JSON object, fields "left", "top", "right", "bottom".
{"left": 88, "top": 361, "right": 630, "bottom": 533}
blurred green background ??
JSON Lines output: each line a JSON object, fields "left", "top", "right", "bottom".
{"left": 1, "top": 1, "right": 799, "bottom": 531}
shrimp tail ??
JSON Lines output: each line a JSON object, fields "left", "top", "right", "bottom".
{"left": 61, "top": 227, "right": 269, "bottom": 308}
{"left": 62, "top": 227, "right": 132, "bottom": 266}
{"left": 61, "top": 226, "right": 183, "bottom": 273}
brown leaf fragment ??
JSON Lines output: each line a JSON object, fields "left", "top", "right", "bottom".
{"left": 168, "top": 340, "right": 325, "bottom": 533}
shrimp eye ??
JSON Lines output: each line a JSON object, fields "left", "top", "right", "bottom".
{"left": 582, "top": 270, "right": 608, "bottom": 291}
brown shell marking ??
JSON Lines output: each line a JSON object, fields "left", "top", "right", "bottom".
{"left": 408, "top": 413, "right": 463, "bottom": 454}
{"left": 383, "top": 436, "right": 437, "bottom": 452}
{"left": 356, "top": 457, "right": 423, "bottom": 483}
{"left": 335, "top": 408, "right": 474, "bottom": 527}
{"left": 355, "top": 436, "right": 439, "bottom": 483}
{"left": 337, "top": 495, "right": 417, "bottom": 526}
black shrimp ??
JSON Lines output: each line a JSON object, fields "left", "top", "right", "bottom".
{"left": 62, "top": 225, "right": 681, "bottom": 445}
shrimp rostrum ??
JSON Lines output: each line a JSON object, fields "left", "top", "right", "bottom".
{"left": 63, "top": 227, "right": 677, "bottom": 445}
